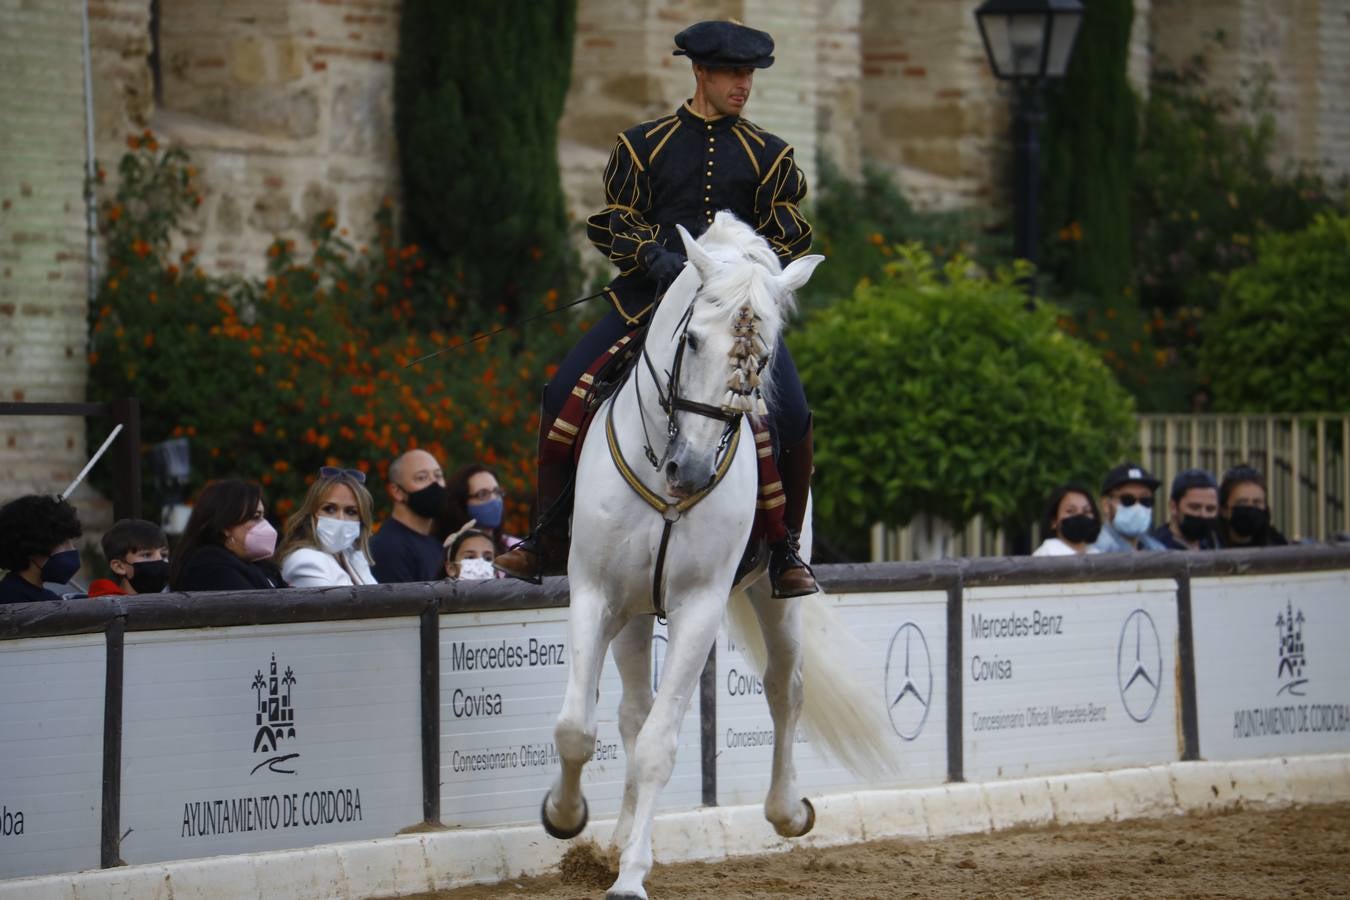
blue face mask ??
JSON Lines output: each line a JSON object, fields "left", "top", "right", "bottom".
{"left": 1113, "top": 502, "right": 1152, "bottom": 538}
{"left": 40, "top": 549, "right": 82, "bottom": 585}
{"left": 467, "top": 497, "right": 504, "bottom": 529}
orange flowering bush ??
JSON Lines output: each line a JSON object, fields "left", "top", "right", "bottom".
{"left": 89, "top": 137, "right": 586, "bottom": 529}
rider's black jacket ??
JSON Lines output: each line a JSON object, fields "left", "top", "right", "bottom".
{"left": 585, "top": 102, "right": 813, "bottom": 324}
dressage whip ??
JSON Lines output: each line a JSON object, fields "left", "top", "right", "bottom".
{"left": 60, "top": 424, "right": 123, "bottom": 501}
{"left": 402, "top": 287, "right": 610, "bottom": 369}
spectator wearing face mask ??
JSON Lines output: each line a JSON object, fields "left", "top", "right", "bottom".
{"left": 370, "top": 449, "right": 448, "bottom": 583}
{"left": 170, "top": 479, "right": 284, "bottom": 591}
{"left": 89, "top": 519, "right": 170, "bottom": 597}
{"left": 445, "top": 528, "right": 497, "bottom": 581}
{"left": 1150, "top": 468, "right": 1220, "bottom": 551}
{"left": 0, "top": 494, "right": 83, "bottom": 604}
{"left": 1093, "top": 462, "right": 1167, "bottom": 553}
{"left": 1033, "top": 484, "right": 1103, "bottom": 557}
{"left": 437, "top": 464, "right": 521, "bottom": 556}
{"left": 278, "top": 468, "right": 377, "bottom": 587}
{"left": 1217, "top": 465, "right": 1288, "bottom": 548}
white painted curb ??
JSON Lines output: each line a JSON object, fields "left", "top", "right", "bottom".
{"left": 5, "top": 754, "right": 1348, "bottom": 900}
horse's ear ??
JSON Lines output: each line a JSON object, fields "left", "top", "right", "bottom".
{"left": 677, "top": 224, "right": 716, "bottom": 279}
{"left": 776, "top": 254, "right": 825, "bottom": 294}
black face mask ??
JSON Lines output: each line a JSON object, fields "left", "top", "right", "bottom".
{"left": 127, "top": 559, "right": 170, "bottom": 594}
{"left": 1058, "top": 514, "right": 1101, "bottom": 545}
{"left": 402, "top": 481, "right": 448, "bottom": 520}
{"left": 1179, "top": 514, "right": 1217, "bottom": 542}
{"left": 1227, "top": 506, "right": 1270, "bottom": 539}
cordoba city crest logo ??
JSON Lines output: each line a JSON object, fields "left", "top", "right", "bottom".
{"left": 252, "top": 653, "right": 299, "bottom": 775}
{"left": 1275, "top": 600, "right": 1307, "bottom": 697}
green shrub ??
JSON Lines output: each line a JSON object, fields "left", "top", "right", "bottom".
{"left": 395, "top": 1, "right": 577, "bottom": 318}
{"left": 800, "top": 159, "right": 1007, "bottom": 316}
{"left": 1200, "top": 213, "right": 1350, "bottom": 412}
{"left": 1040, "top": 0, "right": 1137, "bottom": 299}
{"left": 789, "top": 245, "right": 1136, "bottom": 537}
{"left": 89, "top": 136, "right": 586, "bottom": 529}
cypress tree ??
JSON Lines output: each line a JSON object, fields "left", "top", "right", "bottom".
{"left": 395, "top": 2, "right": 577, "bottom": 317}
{"left": 1040, "top": 0, "right": 1136, "bottom": 300}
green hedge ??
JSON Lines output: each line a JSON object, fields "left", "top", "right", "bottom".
{"left": 789, "top": 245, "right": 1135, "bottom": 537}
{"left": 1200, "top": 213, "right": 1350, "bottom": 412}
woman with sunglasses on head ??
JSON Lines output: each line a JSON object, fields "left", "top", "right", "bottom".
{"left": 436, "top": 464, "right": 521, "bottom": 558}
{"left": 1092, "top": 462, "right": 1167, "bottom": 553}
{"left": 277, "top": 467, "right": 377, "bottom": 587}
{"left": 170, "top": 479, "right": 285, "bottom": 591}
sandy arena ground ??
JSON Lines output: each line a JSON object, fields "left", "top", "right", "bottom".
{"left": 401, "top": 802, "right": 1350, "bottom": 899}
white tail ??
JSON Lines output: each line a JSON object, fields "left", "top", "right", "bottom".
{"left": 726, "top": 587, "right": 902, "bottom": 780}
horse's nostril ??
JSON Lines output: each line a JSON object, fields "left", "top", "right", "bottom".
{"left": 665, "top": 461, "right": 679, "bottom": 479}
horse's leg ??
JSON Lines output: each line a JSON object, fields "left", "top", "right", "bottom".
{"left": 543, "top": 587, "right": 620, "bottom": 839}
{"left": 607, "top": 598, "right": 722, "bottom": 900}
{"left": 609, "top": 614, "right": 655, "bottom": 854}
{"left": 749, "top": 583, "right": 814, "bottom": 837}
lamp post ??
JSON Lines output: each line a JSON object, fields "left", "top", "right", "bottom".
{"left": 975, "top": 0, "right": 1084, "bottom": 304}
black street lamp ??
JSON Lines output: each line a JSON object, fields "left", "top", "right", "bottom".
{"left": 975, "top": 0, "right": 1084, "bottom": 303}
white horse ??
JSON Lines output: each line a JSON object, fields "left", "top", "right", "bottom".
{"left": 541, "top": 212, "right": 897, "bottom": 899}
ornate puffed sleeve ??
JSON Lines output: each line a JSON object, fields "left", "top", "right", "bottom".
{"left": 585, "top": 132, "right": 663, "bottom": 276}
{"left": 754, "top": 142, "right": 812, "bottom": 264}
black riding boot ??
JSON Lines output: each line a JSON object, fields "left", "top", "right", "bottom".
{"left": 768, "top": 415, "right": 819, "bottom": 598}
{"left": 494, "top": 426, "right": 575, "bottom": 584}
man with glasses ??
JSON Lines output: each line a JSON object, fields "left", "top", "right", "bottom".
{"left": 1093, "top": 462, "right": 1166, "bottom": 552}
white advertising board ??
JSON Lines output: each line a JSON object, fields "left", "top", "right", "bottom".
{"left": 964, "top": 580, "right": 1179, "bottom": 781}
{"left": 716, "top": 591, "right": 949, "bottom": 806}
{"left": 439, "top": 609, "right": 701, "bottom": 827}
{"left": 0, "top": 634, "right": 105, "bottom": 879}
{"left": 119, "top": 619, "right": 423, "bottom": 864}
{"left": 1192, "top": 570, "right": 1350, "bottom": 760}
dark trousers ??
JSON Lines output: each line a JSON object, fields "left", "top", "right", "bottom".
{"left": 543, "top": 308, "right": 811, "bottom": 447}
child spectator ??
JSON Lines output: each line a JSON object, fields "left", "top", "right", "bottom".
{"left": 0, "top": 494, "right": 84, "bottom": 604}
{"left": 444, "top": 528, "right": 496, "bottom": 581}
{"left": 89, "top": 519, "right": 170, "bottom": 597}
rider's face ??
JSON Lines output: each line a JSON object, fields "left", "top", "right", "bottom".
{"left": 696, "top": 65, "right": 754, "bottom": 117}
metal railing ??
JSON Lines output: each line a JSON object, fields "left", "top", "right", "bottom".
{"left": 871, "top": 413, "right": 1350, "bottom": 561}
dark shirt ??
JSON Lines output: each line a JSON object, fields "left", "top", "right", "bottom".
{"left": 173, "top": 544, "right": 280, "bottom": 592}
{"left": 370, "top": 518, "right": 445, "bottom": 584}
{"left": 1217, "top": 524, "right": 1290, "bottom": 548}
{"left": 0, "top": 571, "right": 61, "bottom": 604}
{"left": 1149, "top": 523, "right": 1219, "bottom": 551}
{"left": 585, "top": 102, "right": 812, "bottom": 323}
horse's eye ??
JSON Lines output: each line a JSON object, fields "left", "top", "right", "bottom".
{"left": 686, "top": 334, "right": 699, "bottom": 352}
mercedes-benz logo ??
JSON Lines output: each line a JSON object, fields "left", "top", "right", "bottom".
{"left": 1117, "top": 608, "right": 1162, "bottom": 722}
{"left": 884, "top": 622, "right": 932, "bottom": 741}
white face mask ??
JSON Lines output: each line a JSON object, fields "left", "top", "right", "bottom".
{"left": 315, "top": 516, "right": 362, "bottom": 554}
{"left": 1112, "top": 502, "right": 1152, "bottom": 538}
{"left": 457, "top": 557, "right": 495, "bottom": 581}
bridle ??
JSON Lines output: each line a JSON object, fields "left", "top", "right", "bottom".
{"left": 607, "top": 289, "right": 771, "bottom": 619}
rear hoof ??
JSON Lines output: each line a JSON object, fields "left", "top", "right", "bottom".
{"left": 540, "top": 791, "right": 588, "bottom": 840}
{"left": 794, "top": 797, "right": 815, "bottom": 837}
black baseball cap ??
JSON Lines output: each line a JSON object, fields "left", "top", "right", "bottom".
{"left": 1101, "top": 461, "right": 1160, "bottom": 495}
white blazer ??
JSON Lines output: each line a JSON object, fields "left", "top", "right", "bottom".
{"left": 282, "top": 546, "right": 376, "bottom": 587}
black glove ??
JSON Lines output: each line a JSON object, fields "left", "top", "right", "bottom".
{"left": 641, "top": 244, "right": 687, "bottom": 288}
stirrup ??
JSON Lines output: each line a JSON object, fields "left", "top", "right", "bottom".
{"left": 768, "top": 533, "right": 817, "bottom": 599}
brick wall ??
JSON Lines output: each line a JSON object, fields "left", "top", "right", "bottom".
{"left": 0, "top": 0, "right": 104, "bottom": 517}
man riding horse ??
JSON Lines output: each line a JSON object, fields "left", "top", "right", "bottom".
{"left": 494, "top": 19, "right": 819, "bottom": 599}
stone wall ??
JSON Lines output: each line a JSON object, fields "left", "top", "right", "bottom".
{"left": 0, "top": 0, "right": 107, "bottom": 522}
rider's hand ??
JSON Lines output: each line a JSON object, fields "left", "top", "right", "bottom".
{"left": 641, "top": 244, "right": 686, "bottom": 288}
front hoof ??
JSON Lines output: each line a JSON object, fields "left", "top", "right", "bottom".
{"left": 540, "top": 791, "right": 589, "bottom": 840}
{"left": 794, "top": 797, "right": 815, "bottom": 837}
{"left": 604, "top": 893, "right": 646, "bottom": 900}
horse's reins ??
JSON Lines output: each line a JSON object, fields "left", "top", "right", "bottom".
{"left": 606, "top": 294, "right": 768, "bottom": 619}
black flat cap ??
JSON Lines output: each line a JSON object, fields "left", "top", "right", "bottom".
{"left": 1101, "top": 461, "right": 1160, "bottom": 494}
{"left": 673, "top": 20, "right": 775, "bottom": 69}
